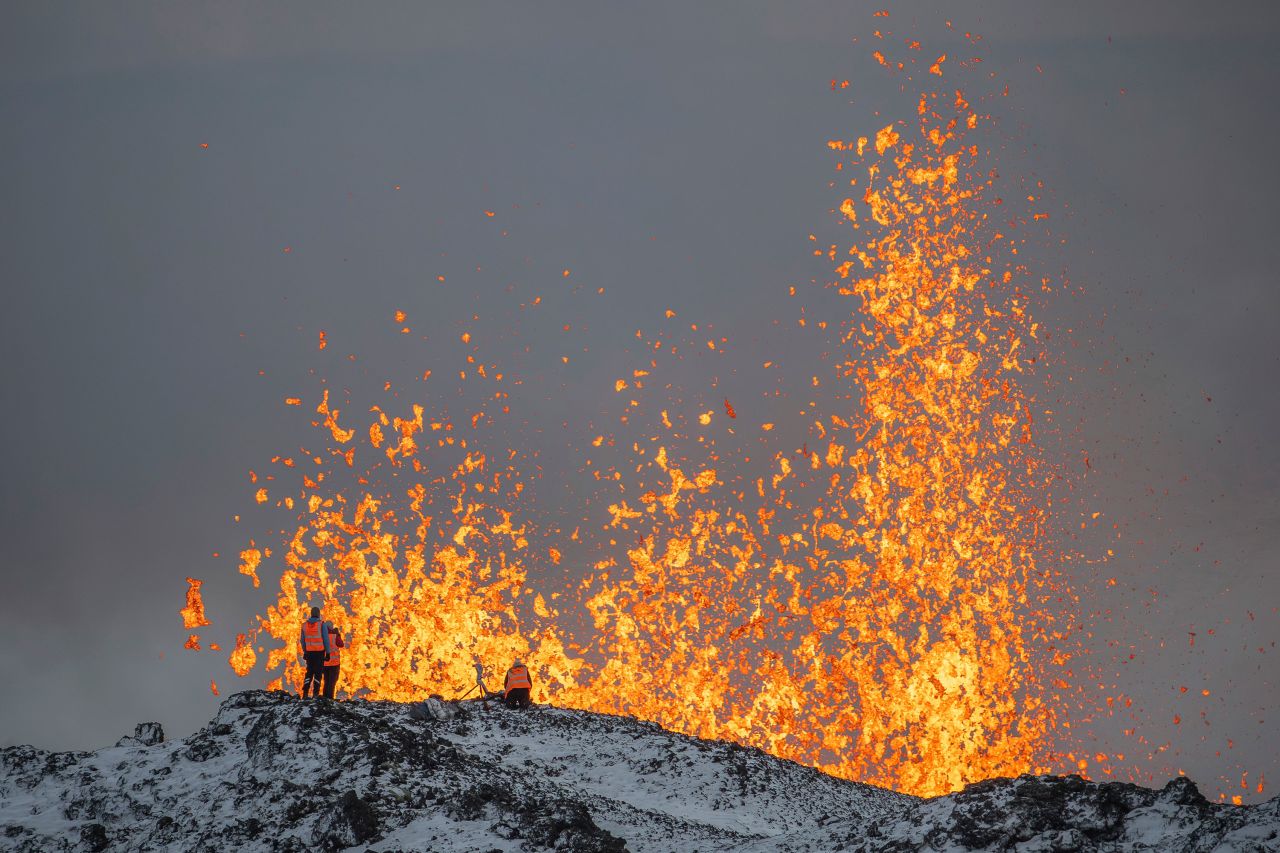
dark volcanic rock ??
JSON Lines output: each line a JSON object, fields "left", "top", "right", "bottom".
{"left": 513, "top": 798, "right": 626, "bottom": 852}
{"left": 78, "top": 822, "right": 109, "bottom": 852}
{"left": 0, "top": 691, "right": 1275, "bottom": 852}
{"left": 838, "top": 773, "right": 1279, "bottom": 853}
{"left": 133, "top": 722, "right": 165, "bottom": 746}
{"left": 114, "top": 722, "right": 165, "bottom": 749}
{"left": 310, "top": 789, "right": 381, "bottom": 850}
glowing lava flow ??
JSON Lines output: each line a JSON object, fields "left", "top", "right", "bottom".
{"left": 234, "top": 398, "right": 587, "bottom": 704}
{"left": 811, "top": 91, "right": 1058, "bottom": 793}
{"left": 566, "top": 88, "right": 1062, "bottom": 794}
{"left": 194, "top": 57, "right": 1064, "bottom": 798}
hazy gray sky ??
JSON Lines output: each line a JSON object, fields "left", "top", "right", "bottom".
{"left": 2, "top": 2, "right": 1278, "bottom": 803}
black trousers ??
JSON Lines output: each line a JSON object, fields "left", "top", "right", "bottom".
{"left": 322, "top": 664, "right": 340, "bottom": 699}
{"left": 504, "top": 687, "right": 531, "bottom": 709}
{"left": 302, "top": 651, "right": 326, "bottom": 697}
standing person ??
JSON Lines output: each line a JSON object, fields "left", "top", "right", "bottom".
{"left": 298, "top": 606, "right": 329, "bottom": 699}
{"left": 503, "top": 660, "right": 532, "bottom": 709}
{"left": 322, "top": 622, "right": 344, "bottom": 699}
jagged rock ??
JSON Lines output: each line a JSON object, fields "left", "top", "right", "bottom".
{"left": 513, "top": 798, "right": 626, "bottom": 852}
{"left": 830, "top": 773, "right": 1280, "bottom": 853}
{"left": 0, "top": 690, "right": 1276, "bottom": 852}
{"left": 244, "top": 709, "right": 282, "bottom": 772}
{"left": 78, "top": 822, "right": 109, "bottom": 852}
{"left": 310, "top": 789, "right": 380, "bottom": 850}
{"left": 133, "top": 722, "right": 164, "bottom": 746}
{"left": 115, "top": 722, "right": 165, "bottom": 749}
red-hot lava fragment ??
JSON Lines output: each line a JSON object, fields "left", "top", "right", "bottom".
{"left": 180, "top": 578, "right": 211, "bottom": 630}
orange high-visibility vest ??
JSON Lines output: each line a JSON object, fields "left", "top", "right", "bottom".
{"left": 504, "top": 665, "right": 532, "bottom": 696}
{"left": 302, "top": 620, "right": 324, "bottom": 652}
{"left": 325, "top": 633, "right": 343, "bottom": 667}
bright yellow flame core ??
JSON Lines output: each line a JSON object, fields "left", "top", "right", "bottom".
{"left": 227, "top": 88, "right": 1059, "bottom": 797}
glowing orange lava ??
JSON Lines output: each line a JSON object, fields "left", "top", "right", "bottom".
{"left": 191, "top": 43, "right": 1067, "bottom": 798}
{"left": 180, "top": 577, "right": 211, "bottom": 630}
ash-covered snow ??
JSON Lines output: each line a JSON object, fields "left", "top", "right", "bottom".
{"left": 0, "top": 690, "right": 1276, "bottom": 852}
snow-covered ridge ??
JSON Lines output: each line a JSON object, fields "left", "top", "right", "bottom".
{"left": 0, "top": 691, "right": 1275, "bottom": 852}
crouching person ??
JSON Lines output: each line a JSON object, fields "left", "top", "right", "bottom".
{"left": 503, "top": 660, "right": 532, "bottom": 709}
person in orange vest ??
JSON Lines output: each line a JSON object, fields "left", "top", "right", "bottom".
{"left": 503, "top": 660, "right": 532, "bottom": 709}
{"left": 322, "top": 622, "right": 345, "bottom": 699}
{"left": 298, "top": 606, "right": 330, "bottom": 699}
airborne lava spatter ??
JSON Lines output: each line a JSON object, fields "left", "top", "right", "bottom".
{"left": 190, "top": 41, "right": 1068, "bottom": 798}
{"left": 814, "top": 92, "right": 1061, "bottom": 793}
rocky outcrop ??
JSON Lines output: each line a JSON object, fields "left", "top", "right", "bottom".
{"left": 114, "top": 721, "right": 164, "bottom": 749}
{"left": 811, "top": 773, "right": 1280, "bottom": 852}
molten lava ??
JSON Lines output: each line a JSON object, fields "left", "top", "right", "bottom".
{"left": 190, "top": 43, "right": 1067, "bottom": 798}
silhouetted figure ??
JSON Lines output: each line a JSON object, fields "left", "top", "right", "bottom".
{"left": 299, "top": 606, "right": 330, "bottom": 699}
{"left": 322, "top": 623, "right": 344, "bottom": 699}
{"left": 504, "top": 660, "right": 532, "bottom": 709}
